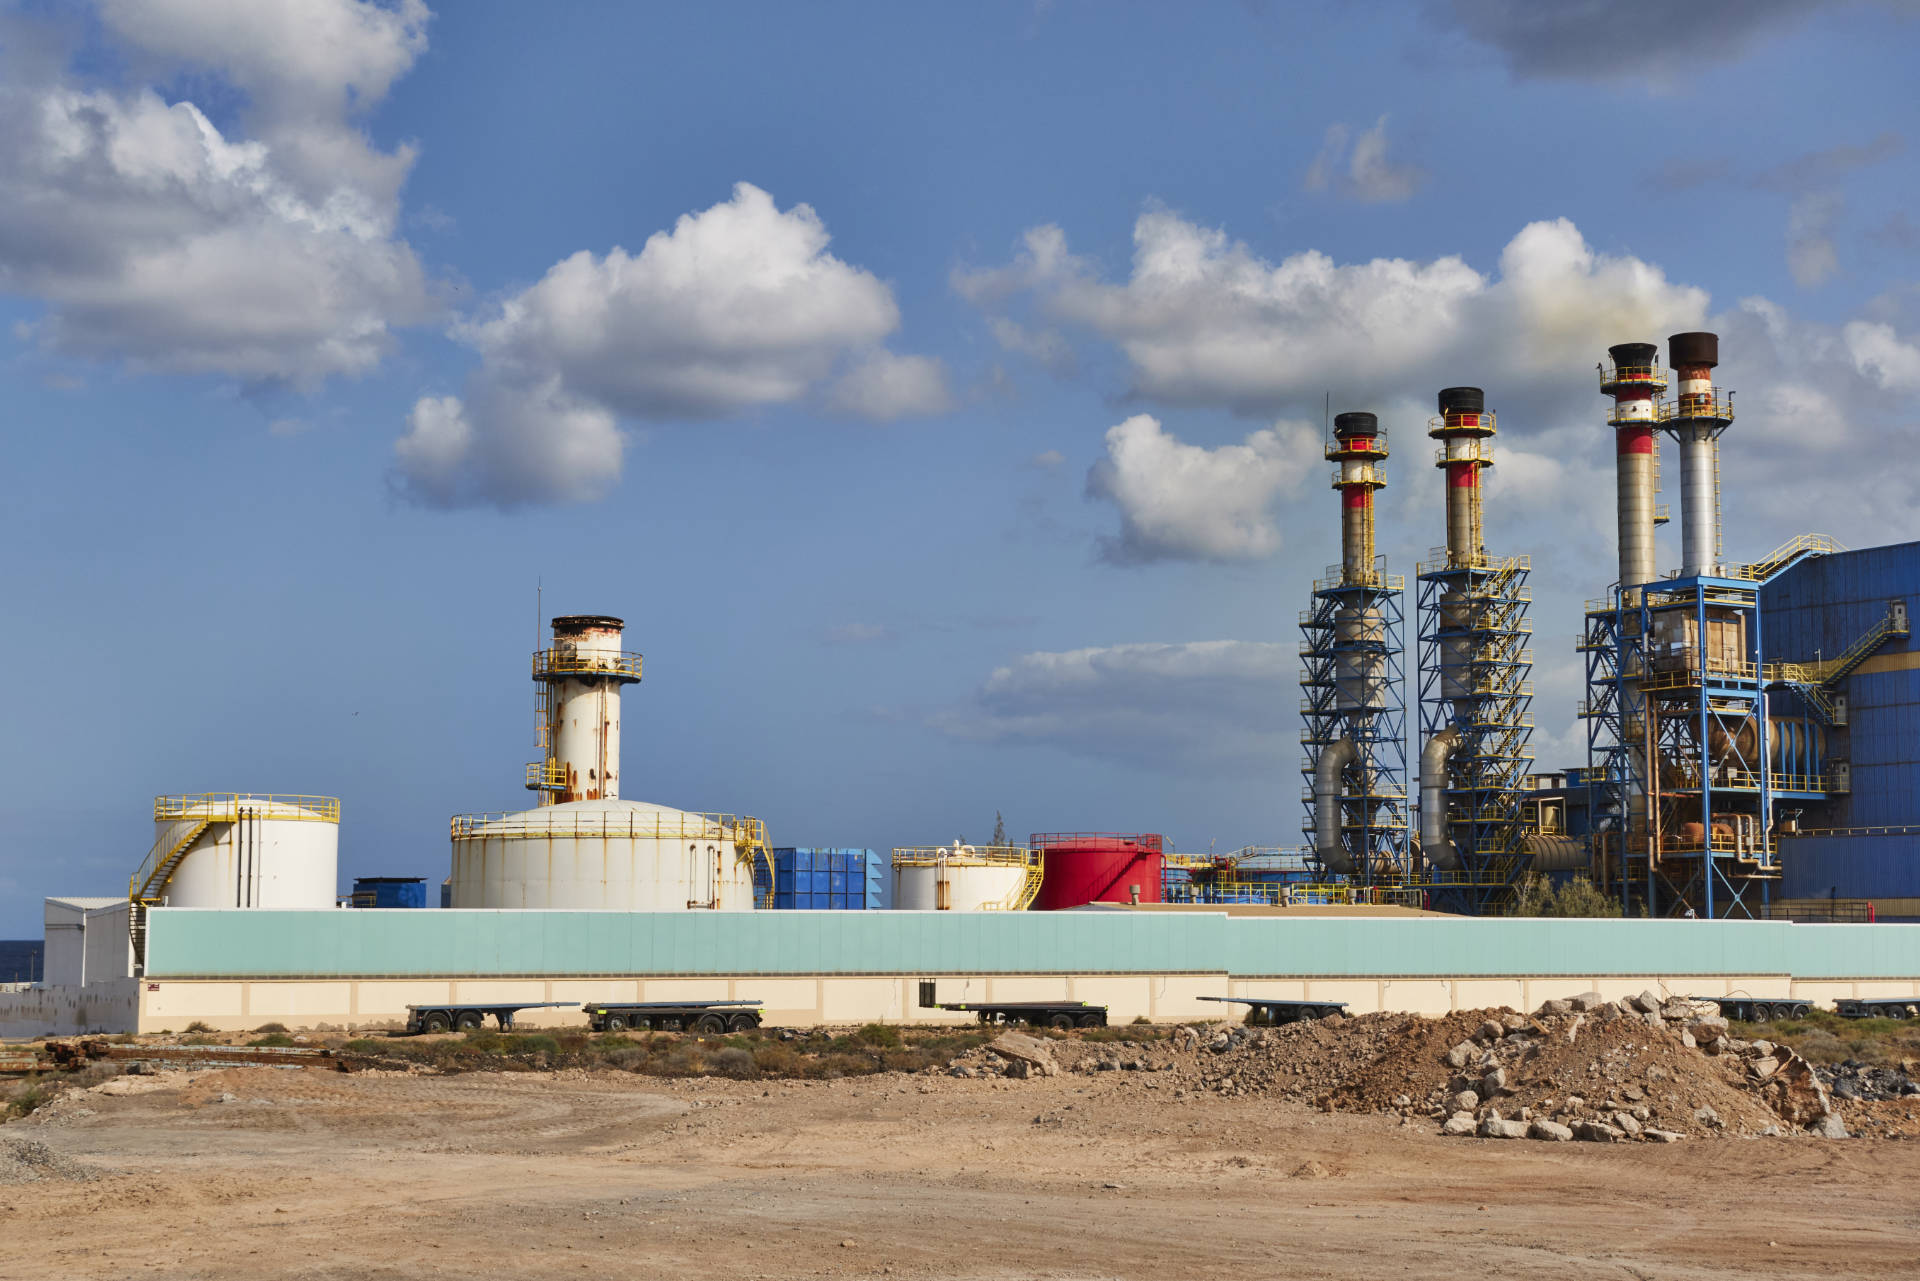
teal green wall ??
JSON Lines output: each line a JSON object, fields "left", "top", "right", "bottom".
{"left": 143, "top": 910, "right": 1920, "bottom": 980}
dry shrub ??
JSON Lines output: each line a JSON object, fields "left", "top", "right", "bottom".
{"left": 710, "top": 1047, "right": 756, "bottom": 1078}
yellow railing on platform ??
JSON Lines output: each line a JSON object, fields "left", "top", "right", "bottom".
{"left": 451, "top": 810, "right": 765, "bottom": 846}
{"left": 1728, "top": 533, "right": 1841, "bottom": 582}
{"left": 152, "top": 793, "right": 339, "bottom": 823}
{"left": 525, "top": 760, "right": 566, "bottom": 789}
{"left": 532, "top": 649, "right": 643, "bottom": 680}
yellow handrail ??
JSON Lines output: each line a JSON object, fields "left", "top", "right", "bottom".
{"left": 532, "top": 649, "right": 643, "bottom": 680}
{"left": 451, "top": 810, "right": 765, "bottom": 845}
{"left": 152, "top": 793, "right": 339, "bottom": 823}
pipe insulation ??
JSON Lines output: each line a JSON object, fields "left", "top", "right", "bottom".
{"left": 1419, "top": 728, "right": 1462, "bottom": 871}
{"left": 1314, "top": 736, "right": 1359, "bottom": 874}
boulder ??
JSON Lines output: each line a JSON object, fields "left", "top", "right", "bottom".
{"left": 1573, "top": 1120, "right": 1623, "bottom": 1142}
{"left": 1693, "top": 1105, "right": 1723, "bottom": 1128}
{"left": 1444, "top": 1042, "right": 1476, "bottom": 1069}
{"left": 1810, "top": 1113, "right": 1849, "bottom": 1140}
{"left": 1611, "top": 1111, "right": 1643, "bottom": 1138}
{"left": 1644, "top": 1129, "right": 1686, "bottom": 1143}
{"left": 1537, "top": 998, "right": 1573, "bottom": 1017}
{"left": 985, "top": 1033, "right": 1059, "bottom": 1078}
{"left": 1478, "top": 1117, "right": 1529, "bottom": 1140}
{"left": 1477, "top": 1019, "right": 1506, "bottom": 1043}
{"left": 1569, "top": 991, "right": 1608, "bottom": 1012}
{"left": 1447, "top": 1089, "right": 1481, "bottom": 1114}
{"left": 1630, "top": 990, "right": 1663, "bottom": 1015}
{"left": 1442, "top": 1112, "right": 1478, "bottom": 1137}
{"left": 1528, "top": 1119, "right": 1574, "bottom": 1142}
{"left": 1481, "top": 1066, "right": 1509, "bottom": 1095}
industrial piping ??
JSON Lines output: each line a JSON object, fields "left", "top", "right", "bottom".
{"left": 1419, "top": 728, "right": 1462, "bottom": 870}
{"left": 1314, "top": 736, "right": 1358, "bottom": 874}
{"left": 1600, "top": 344, "right": 1665, "bottom": 596}
{"left": 1431, "top": 387, "right": 1494, "bottom": 567}
{"left": 1664, "top": 331, "right": 1733, "bottom": 579}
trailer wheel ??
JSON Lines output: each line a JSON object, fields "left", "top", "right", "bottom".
{"left": 422, "top": 1011, "right": 451, "bottom": 1034}
{"left": 1047, "top": 1012, "right": 1074, "bottom": 1031}
{"left": 694, "top": 1014, "right": 726, "bottom": 1034}
{"left": 728, "top": 1014, "right": 757, "bottom": 1033}
{"left": 455, "top": 1011, "right": 485, "bottom": 1032}
{"left": 1076, "top": 1012, "right": 1102, "bottom": 1028}
{"left": 605, "top": 1014, "right": 629, "bottom": 1032}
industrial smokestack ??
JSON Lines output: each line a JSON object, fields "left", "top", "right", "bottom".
{"left": 532, "top": 615, "right": 643, "bottom": 805}
{"left": 1600, "top": 343, "right": 1665, "bottom": 596}
{"left": 1430, "top": 386, "right": 1494, "bottom": 566}
{"left": 1664, "top": 331, "right": 1733, "bottom": 579}
{"left": 1329, "top": 411, "right": 1387, "bottom": 585}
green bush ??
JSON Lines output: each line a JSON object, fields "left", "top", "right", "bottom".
{"left": 253, "top": 1022, "right": 288, "bottom": 1035}
{"left": 503, "top": 1033, "right": 559, "bottom": 1056}
{"left": 856, "top": 1023, "right": 901, "bottom": 1049}
{"left": 249, "top": 1033, "right": 297, "bottom": 1048}
{"left": 1511, "top": 874, "right": 1623, "bottom": 918}
{"left": 183, "top": 1021, "right": 215, "bottom": 1034}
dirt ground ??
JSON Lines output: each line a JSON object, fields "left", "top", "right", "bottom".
{"left": 4, "top": 1061, "right": 1919, "bottom": 1280}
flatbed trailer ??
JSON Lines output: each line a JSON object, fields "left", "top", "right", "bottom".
{"left": 916, "top": 981, "right": 1106, "bottom": 1029}
{"left": 1834, "top": 996, "right": 1920, "bottom": 1019}
{"left": 404, "top": 1001, "right": 576, "bottom": 1034}
{"left": 1687, "top": 995, "right": 1815, "bottom": 1023}
{"left": 1199, "top": 996, "right": 1349, "bottom": 1025}
{"left": 582, "top": 1000, "right": 763, "bottom": 1033}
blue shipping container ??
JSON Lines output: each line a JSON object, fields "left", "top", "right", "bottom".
{"left": 352, "top": 878, "right": 427, "bottom": 909}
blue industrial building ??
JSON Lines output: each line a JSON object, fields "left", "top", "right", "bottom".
{"left": 1764, "top": 540, "right": 1920, "bottom": 914}
{"left": 350, "top": 877, "right": 429, "bottom": 909}
{"left": 770, "top": 848, "right": 887, "bottom": 910}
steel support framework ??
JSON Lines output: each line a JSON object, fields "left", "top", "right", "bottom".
{"left": 1300, "top": 561, "right": 1410, "bottom": 882}
{"left": 1416, "top": 554, "right": 1535, "bottom": 912}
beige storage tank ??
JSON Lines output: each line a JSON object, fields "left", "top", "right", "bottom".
{"left": 892, "top": 843, "right": 1037, "bottom": 911}
{"left": 133, "top": 794, "right": 340, "bottom": 909}
{"left": 448, "top": 799, "right": 761, "bottom": 910}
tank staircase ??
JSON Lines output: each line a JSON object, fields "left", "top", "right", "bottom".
{"left": 1773, "top": 601, "right": 1910, "bottom": 726}
{"left": 1731, "top": 532, "right": 1842, "bottom": 584}
{"left": 977, "top": 848, "right": 1044, "bottom": 911}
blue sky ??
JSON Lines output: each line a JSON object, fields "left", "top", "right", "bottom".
{"left": 4, "top": 0, "right": 1919, "bottom": 933}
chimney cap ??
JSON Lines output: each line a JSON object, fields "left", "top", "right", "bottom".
{"left": 1667, "top": 331, "right": 1719, "bottom": 369}
{"left": 551, "top": 614, "right": 625, "bottom": 633}
{"left": 1608, "top": 341, "right": 1659, "bottom": 368}
{"left": 1437, "top": 386, "right": 1485, "bottom": 414}
{"left": 1333, "top": 411, "right": 1378, "bottom": 437}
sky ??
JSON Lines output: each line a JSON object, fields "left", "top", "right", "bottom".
{"left": 3, "top": 0, "right": 1919, "bottom": 934}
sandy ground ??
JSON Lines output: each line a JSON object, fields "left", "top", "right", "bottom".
{"left": 4, "top": 1063, "right": 1919, "bottom": 1280}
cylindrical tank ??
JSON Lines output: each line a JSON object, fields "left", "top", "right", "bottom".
{"left": 155, "top": 794, "right": 339, "bottom": 909}
{"left": 448, "top": 799, "right": 757, "bottom": 910}
{"left": 1030, "top": 833, "right": 1164, "bottom": 910}
{"left": 1333, "top": 605, "right": 1386, "bottom": 709}
{"left": 891, "top": 845, "right": 1029, "bottom": 911}
{"left": 539, "top": 615, "right": 640, "bottom": 804}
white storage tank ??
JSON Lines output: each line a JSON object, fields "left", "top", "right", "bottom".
{"left": 892, "top": 843, "right": 1036, "bottom": 911}
{"left": 449, "top": 799, "right": 760, "bottom": 910}
{"left": 136, "top": 794, "right": 340, "bottom": 909}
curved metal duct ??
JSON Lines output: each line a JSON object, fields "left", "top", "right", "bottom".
{"left": 1419, "top": 728, "right": 1462, "bottom": 870}
{"left": 1521, "top": 835, "right": 1588, "bottom": 873}
{"left": 1314, "top": 736, "right": 1359, "bottom": 874}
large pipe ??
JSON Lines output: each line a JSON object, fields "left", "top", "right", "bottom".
{"left": 1314, "top": 736, "right": 1358, "bottom": 874}
{"left": 1601, "top": 343, "right": 1663, "bottom": 595}
{"left": 536, "top": 614, "right": 642, "bottom": 805}
{"left": 1665, "top": 331, "right": 1732, "bottom": 579}
{"left": 1429, "top": 387, "right": 1493, "bottom": 567}
{"left": 1328, "top": 411, "right": 1387, "bottom": 585}
{"left": 1419, "top": 728, "right": 1461, "bottom": 870}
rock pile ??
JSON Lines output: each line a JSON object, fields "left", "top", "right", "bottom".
{"left": 1820, "top": 1058, "right": 1920, "bottom": 1103}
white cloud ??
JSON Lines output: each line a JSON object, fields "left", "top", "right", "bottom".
{"left": 936, "top": 640, "right": 1295, "bottom": 773}
{"left": 959, "top": 212, "right": 1708, "bottom": 422}
{"left": 1085, "top": 414, "right": 1315, "bottom": 564}
{"left": 1843, "top": 320, "right": 1920, "bottom": 392}
{"left": 1029, "top": 449, "right": 1065, "bottom": 468}
{"left": 828, "top": 349, "right": 953, "bottom": 420}
{"left": 1306, "top": 116, "right": 1423, "bottom": 204}
{"left": 392, "top": 382, "right": 622, "bottom": 509}
{"left": 1787, "top": 192, "right": 1842, "bottom": 287}
{"left": 986, "top": 315, "right": 1076, "bottom": 374}
{"left": 1430, "top": 0, "right": 1835, "bottom": 82}
{"left": 0, "top": 0, "right": 432, "bottom": 387}
{"left": 397, "top": 182, "right": 940, "bottom": 507}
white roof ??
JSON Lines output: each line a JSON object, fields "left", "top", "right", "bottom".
{"left": 45, "top": 896, "right": 127, "bottom": 910}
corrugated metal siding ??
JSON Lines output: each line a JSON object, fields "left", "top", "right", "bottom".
{"left": 142, "top": 909, "right": 1920, "bottom": 980}
{"left": 1764, "top": 542, "right": 1920, "bottom": 828}
{"left": 1781, "top": 834, "right": 1920, "bottom": 899}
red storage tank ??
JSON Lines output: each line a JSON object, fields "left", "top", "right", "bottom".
{"left": 1030, "top": 833, "right": 1164, "bottom": 910}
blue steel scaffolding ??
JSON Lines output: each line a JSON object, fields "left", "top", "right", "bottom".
{"left": 1416, "top": 553, "right": 1534, "bottom": 912}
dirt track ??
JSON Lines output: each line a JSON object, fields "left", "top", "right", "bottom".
{"left": 4, "top": 1064, "right": 1918, "bottom": 1280}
